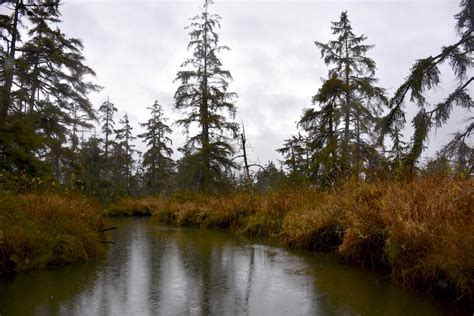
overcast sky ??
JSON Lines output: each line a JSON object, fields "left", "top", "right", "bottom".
{"left": 58, "top": 0, "right": 466, "bottom": 166}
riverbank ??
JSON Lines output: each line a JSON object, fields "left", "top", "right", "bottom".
{"left": 112, "top": 175, "right": 473, "bottom": 309}
{"left": 1, "top": 217, "right": 448, "bottom": 315}
{"left": 104, "top": 197, "right": 155, "bottom": 216}
{"left": 0, "top": 193, "right": 107, "bottom": 274}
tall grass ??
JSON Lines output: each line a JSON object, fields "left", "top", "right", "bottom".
{"left": 104, "top": 196, "right": 160, "bottom": 216}
{"left": 114, "top": 175, "right": 473, "bottom": 305}
{"left": 0, "top": 193, "right": 107, "bottom": 274}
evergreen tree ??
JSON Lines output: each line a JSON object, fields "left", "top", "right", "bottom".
{"left": 113, "top": 113, "right": 136, "bottom": 194}
{"left": 300, "top": 11, "right": 386, "bottom": 186}
{"left": 381, "top": 0, "right": 473, "bottom": 176}
{"left": 254, "top": 162, "right": 286, "bottom": 192}
{"left": 276, "top": 133, "right": 309, "bottom": 179}
{"left": 385, "top": 126, "right": 409, "bottom": 176}
{"left": 138, "top": 100, "right": 174, "bottom": 194}
{"left": 57, "top": 102, "right": 93, "bottom": 188}
{"left": 174, "top": 0, "right": 239, "bottom": 192}
{"left": 78, "top": 131, "right": 107, "bottom": 197}
{"left": 0, "top": 0, "right": 39, "bottom": 125}
{"left": 0, "top": 0, "right": 99, "bottom": 177}
{"left": 174, "top": 147, "right": 204, "bottom": 191}
{"left": 441, "top": 139, "right": 473, "bottom": 176}
{"left": 299, "top": 76, "right": 343, "bottom": 186}
{"left": 98, "top": 97, "right": 117, "bottom": 160}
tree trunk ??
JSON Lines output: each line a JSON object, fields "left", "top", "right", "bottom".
{"left": 200, "top": 9, "right": 211, "bottom": 191}
{"left": 241, "top": 124, "right": 251, "bottom": 184}
{"left": 0, "top": 0, "right": 21, "bottom": 126}
{"left": 469, "top": 0, "right": 474, "bottom": 30}
{"left": 343, "top": 30, "right": 351, "bottom": 175}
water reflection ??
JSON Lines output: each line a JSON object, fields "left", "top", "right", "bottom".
{"left": 0, "top": 218, "right": 444, "bottom": 315}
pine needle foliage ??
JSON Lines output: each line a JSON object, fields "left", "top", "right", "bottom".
{"left": 138, "top": 100, "right": 174, "bottom": 194}
{"left": 296, "top": 11, "right": 387, "bottom": 186}
{"left": 113, "top": 113, "right": 136, "bottom": 194}
{"left": 381, "top": 0, "right": 473, "bottom": 176}
{"left": 98, "top": 98, "right": 118, "bottom": 161}
{"left": 0, "top": 0, "right": 100, "bottom": 176}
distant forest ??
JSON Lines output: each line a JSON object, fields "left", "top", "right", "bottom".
{"left": 0, "top": 0, "right": 472, "bottom": 200}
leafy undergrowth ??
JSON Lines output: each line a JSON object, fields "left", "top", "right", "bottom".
{"left": 113, "top": 175, "right": 474, "bottom": 308}
{"left": 0, "top": 193, "right": 107, "bottom": 274}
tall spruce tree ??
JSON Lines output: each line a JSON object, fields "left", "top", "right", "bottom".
{"left": 78, "top": 131, "right": 106, "bottom": 197}
{"left": 98, "top": 97, "right": 117, "bottom": 160}
{"left": 300, "top": 11, "right": 387, "bottom": 186}
{"left": 138, "top": 100, "right": 174, "bottom": 194}
{"left": 113, "top": 113, "right": 136, "bottom": 194}
{"left": 0, "top": 0, "right": 99, "bottom": 177}
{"left": 298, "top": 75, "right": 344, "bottom": 186}
{"left": 276, "top": 133, "right": 310, "bottom": 179}
{"left": 254, "top": 161, "right": 286, "bottom": 192}
{"left": 381, "top": 0, "right": 473, "bottom": 176}
{"left": 174, "top": 0, "right": 239, "bottom": 192}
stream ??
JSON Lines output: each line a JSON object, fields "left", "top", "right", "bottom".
{"left": 0, "top": 218, "right": 449, "bottom": 315}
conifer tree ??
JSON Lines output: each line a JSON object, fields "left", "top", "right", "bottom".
{"left": 0, "top": 0, "right": 99, "bottom": 176}
{"left": 98, "top": 98, "right": 118, "bottom": 160}
{"left": 300, "top": 11, "right": 386, "bottom": 185}
{"left": 276, "top": 133, "right": 309, "bottom": 178}
{"left": 113, "top": 113, "right": 136, "bottom": 194}
{"left": 174, "top": 0, "right": 239, "bottom": 192}
{"left": 138, "top": 100, "right": 174, "bottom": 194}
{"left": 381, "top": 0, "right": 473, "bottom": 176}
{"left": 254, "top": 161, "right": 286, "bottom": 192}
{"left": 78, "top": 131, "right": 109, "bottom": 199}
{"left": 299, "top": 75, "right": 344, "bottom": 185}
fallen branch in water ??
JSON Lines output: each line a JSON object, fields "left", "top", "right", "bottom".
{"left": 100, "top": 240, "right": 116, "bottom": 244}
{"left": 97, "top": 226, "right": 117, "bottom": 233}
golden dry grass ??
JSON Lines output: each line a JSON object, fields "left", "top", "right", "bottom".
{"left": 112, "top": 175, "right": 473, "bottom": 304}
{"left": 104, "top": 196, "right": 164, "bottom": 216}
{"left": 0, "top": 193, "right": 107, "bottom": 273}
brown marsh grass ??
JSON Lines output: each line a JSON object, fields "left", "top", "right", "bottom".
{"left": 111, "top": 175, "right": 473, "bottom": 305}
{"left": 0, "top": 193, "right": 107, "bottom": 274}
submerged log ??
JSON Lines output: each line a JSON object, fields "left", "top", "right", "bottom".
{"left": 98, "top": 226, "right": 118, "bottom": 233}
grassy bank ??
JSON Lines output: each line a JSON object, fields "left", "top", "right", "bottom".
{"left": 112, "top": 175, "right": 473, "bottom": 306}
{"left": 0, "top": 193, "right": 107, "bottom": 274}
{"left": 104, "top": 197, "right": 156, "bottom": 216}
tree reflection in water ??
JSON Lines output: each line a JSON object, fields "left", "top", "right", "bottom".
{"left": 0, "top": 218, "right": 445, "bottom": 316}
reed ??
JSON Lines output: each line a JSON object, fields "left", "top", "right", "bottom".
{"left": 0, "top": 193, "right": 107, "bottom": 274}
{"left": 104, "top": 196, "right": 162, "bottom": 216}
{"left": 106, "top": 175, "right": 473, "bottom": 305}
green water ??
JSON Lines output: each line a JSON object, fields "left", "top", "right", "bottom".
{"left": 0, "top": 218, "right": 449, "bottom": 315}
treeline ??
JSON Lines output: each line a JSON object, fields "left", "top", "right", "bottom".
{"left": 278, "top": 6, "right": 473, "bottom": 187}
{"left": 0, "top": 0, "right": 472, "bottom": 200}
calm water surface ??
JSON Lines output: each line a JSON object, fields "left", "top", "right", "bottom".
{"left": 0, "top": 218, "right": 448, "bottom": 315}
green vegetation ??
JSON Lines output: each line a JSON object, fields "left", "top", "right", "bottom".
{"left": 295, "top": 11, "right": 387, "bottom": 187}
{"left": 173, "top": 0, "right": 239, "bottom": 192}
{"left": 381, "top": 0, "right": 473, "bottom": 177}
{"left": 138, "top": 101, "right": 175, "bottom": 195}
{"left": 0, "top": 192, "right": 107, "bottom": 274}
